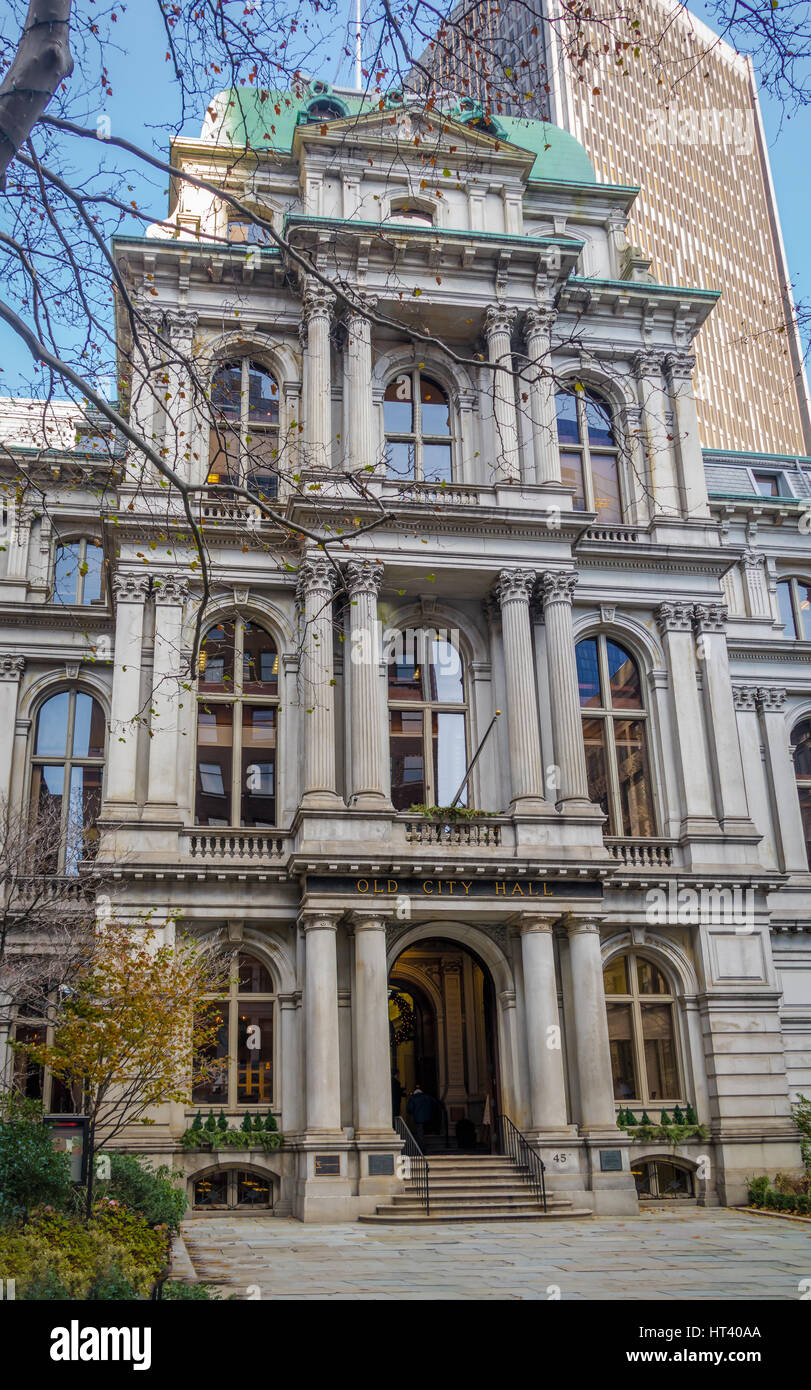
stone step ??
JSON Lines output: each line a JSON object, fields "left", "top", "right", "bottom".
{"left": 360, "top": 1207, "right": 593, "bottom": 1224}
{"left": 392, "top": 1196, "right": 572, "bottom": 1211}
{"left": 403, "top": 1180, "right": 549, "bottom": 1195}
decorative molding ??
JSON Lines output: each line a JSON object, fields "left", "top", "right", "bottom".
{"left": 692, "top": 602, "right": 728, "bottom": 634}
{"left": 296, "top": 553, "right": 339, "bottom": 601}
{"left": 152, "top": 574, "right": 190, "bottom": 606}
{"left": 0, "top": 654, "right": 25, "bottom": 681}
{"left": 757, "top": 687, "right": 787, "bottom": 712}
{"left": 494, "top": 566, "right": 536, "bottom": 607}
{"left": 539, "top": 570, "right": 578, "bottom": 607}
{"left": 112, "top": 574, "right": 151, "bottom": 605}
{"left": 344, "top": 558, "right": 384, "bottom": 598}
{"left": 655, "top": 601, "right": 693, "bottom": 634}
{"left": 732, "top": 683, "right": 758, "bottom": 711}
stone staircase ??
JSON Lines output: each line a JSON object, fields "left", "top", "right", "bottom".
{"left": 359, "top": 1152, "right": 593, "bottom": 1224}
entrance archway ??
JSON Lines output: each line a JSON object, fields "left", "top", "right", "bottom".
{"left": 389, "top": 935, "right": 502, "bottom": 1152}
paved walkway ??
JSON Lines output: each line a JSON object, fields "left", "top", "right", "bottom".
{"left": 180, "top": 1208, "right": 810, "bottom": 1300}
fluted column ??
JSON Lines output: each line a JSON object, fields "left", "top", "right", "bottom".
{"left": 302, "top": 279, "right": 335, "bottom": 470}
{"left": 520, "top": 915, "right": 570, "bottom": 1131}
{"left": 634, "top": 350, "right": 681, "bottom": 517}
{"left": 663, "top": 351, "right": 710, "bottom": 520}
{"left": 0, "top": 655, "right": 25, "bottom": 812}
{"left": 484, "top": 305, "right": 520, "bottom": 482}
{"left": 523, "top": 308, "right": 560, "bottom": 485}
{"left": 351, "top": 912, "right": 395, "bottom": 1137}
{"left": 494, "top": 568, "right": 549, "bottom": 811}
{"left": 760, "top": 688, "right": 809, "bottom": 871}
{"left": 107, "top": 575, "right": 150, "bottom": 804}
{"left": 146, "top": 574, "right": 189, "bottom": 810}
{"left": 343, "top": 299, "right": 376, "bottom": 474}
{"left": 655, "top": 602, "right": 716, "bottom": 832}
{"left": 539, "top": 571, "right": 590, "bottom": 806}
{"left": 297, "top": 552, "right": 341, "bottom": 808}
{"left": 345, "top": 559, "right": 387, "bottom": 807}
{"left": 565, "top": 916, "right": 616, "bottom": 1132}
{"left": 301, "top": 911, "right": 343, "bottom": 1134}
{"left": 693, "top": 602, "right": 751, "bottom": 829}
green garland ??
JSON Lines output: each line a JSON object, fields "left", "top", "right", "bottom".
{"left": 389, "top": 990, "right": 416, "bottom": 1045}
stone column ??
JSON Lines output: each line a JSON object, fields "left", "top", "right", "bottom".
{"left": 523, "top": 309, "right": 561, "bottom": 485}
{"left": 484, "top": 305, "right": 520, "bottom": 482}
{"left": 760, "top": 688, "right": 809, "bottom": 872}
{"left": 539, "top": 570, "right": 591, "bottom": 806}
{"left": 655, "top": 602, "right": 716, "bottom": 832}
{"left": 301, "top": 911, "right": 343, "bottom": 1134}
{"left": 351, "top": 912, "right": 394, "bottom": 1137}
{"left": 693, "top": 603, "right": 751, "bottom": 830}
{"left": 663, "top": 351, "right": 710, "bottom": 520}
{"left": 107, "top": 575, "right": 150, "bottom": 805}
{"left": 494, "top": 568, "right": 549, "bottom": 812}
{"left": 343, "top": 299, "right": 376, "bottom": 475}
{"left": 0, "top": 990, "right": 13, "bottom": 1092}
{"left": 565, "top": 916, "right": 616, "bottom": 1132}
{"left": 345, "top": 559, "right": 387, "bottom": 808}
{"left": 165, "top": 309, "right": 199, "bottom": 484}
{"left": 297, "top": 552, "right": 341, "bottom": 808}
{"left": 520, "top": 915, "right": 569, "bottom": 1131}
{"left": 278, "top": 992, "right": 302, "bottom": 1134}
{"left": 146, "top": 574, "right": 189, "bottom": 811}
{"left": 0, "top": 655, "right": 25, "bottom": 811}
{"left": 634, "top": 350, "right": 681, "bottom": 517}
{"left": 302, "top": 279, "right": 334, "bottom": 471}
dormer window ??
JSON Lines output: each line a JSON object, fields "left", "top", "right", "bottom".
{"left": 227, "top": 217, "right": 272, "bottom": 246}
{"left": 387, "top": 199, "right": 434, "bottom": 227}
{"left": 753, "top": 469, "right": 790, "bottom": 497}
{"left": 298, "top": 83, "right": 348, "bottom": 126}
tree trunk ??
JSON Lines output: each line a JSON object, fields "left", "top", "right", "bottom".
{"left": 0, "top": 1, "right": 74, "bottom": 187}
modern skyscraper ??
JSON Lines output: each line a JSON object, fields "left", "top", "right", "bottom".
{"left": 413, "top": 0, "right": 811, "bottom": 455}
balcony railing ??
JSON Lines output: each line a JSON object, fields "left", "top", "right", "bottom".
{"left": 384, "top": 480, "right": 482, "bottom": 508}
{"left": 401, "top": 816, "right": 507, "bottom": 847}
{"left": 181, "top": 830, "right": 287, "bottom": 862}
{"left": 605, "top": 837, "right": 676, "bottom": 869}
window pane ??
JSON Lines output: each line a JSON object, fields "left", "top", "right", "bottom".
{"left": 195, "top": 704, "right": 234, "bottom": 824}
{"left": 637, "top": 960, "right": 669, "bottom": 995}
{"left": 31, "top": 765, "right": 63, "bottom": 873}
{"left": 389, "top": 709, "right": 425, "bottom": 810}
{"left": 560, "top": 451, "right": 586, "bottom": 510}
{"left": 242, "top": 623, "right": 278, "bottom": 693}
{"left": 199, "top": 623, "right": 236, "bottom": 692}
{"left": 422, "top": 443, "right": 452, "bottom": 483}
{"left": 65, "top": 765, "right": 102, "bottom": 875}
{"left": 614, "top": 718, "right": 656, "bottom": 837}
{"left": 606, "top": 642, "right": 642, "bottom": 709}
{"left": 576, "top": 639, "right": 602, "bottom": 708}
{"left": 237, "top": 1171, "right": 272, "bottom": 1207}
{"left": 12, "top": 1024, "right": 45, "bottom": 1100}
{"left": 777, "top": 580, "right": 798, "bottom": 638}
{"left": 754, "top": 472, "right": 781, "bottom": 497}
{"left": 384, "top": 375, "right": 413, "bottom": 434}
{"left": 794, "top": 721, "right": 811, "bottom": 778}
{"left": 387, "top": 653, "right": 423, "bottom": 700}
{"left": 35, "top": 692, "right": 70, "bottom": 756}
{"left": 194, "top": 1172, "right": 228, "bottom": 1207}
{"left": 427, "top": 640, "right": 464, "bottom": 703}
{"left": 247, "top": 361, "right": 279, "bottom": 424}
{"left": 211, "top": 362, "right": 242, "bottom": 418}
{"left": 237, "top": 1001, "right": 273, "bottom": 1103}
{"left": 82, "top": 543, "right": 104, "bottom": 604}
{"left": 385, "top": 440, "right": 415, "bottom": 479}
{"left": 591, "top": 452, "right": 622, "bottom": 522}
{"left": 798, "top": 583, "right": 811, "bottom": 640}
{"left": 555, "top": 392, "right": 580, "bottom": 444}
{"left": 192, "top": 1002, "right": 229, "bottom": 1104}
{"left": 207, "top": 422, "right": 240, "bottom": 486}
{"left": 420, "top": 377, "right": 450, "bottom": 435}
{"left": 53, "top": 543, "right": 81, "bottom": 603}
{"left": 799, "top": 785, "right": 811, "bottom": 870}
{"left": 433, "top": 711, "right": 467, "bottom": 806}
{"left": 585, "top": 394, "right": 615, "bottom": 447}
{"left": 241, "top": 705, "right": 276, "bottom": 826}
{"left": 581, "top": 717, "right": 612, "bottom": 827}
{"left": 238, "top": 954, "right": 274, "bottom": 993}
{"left": 72, "top": 693, "right": 105, "bottom": 758}
{"left": 604, "top": 956, "right": 629, "bottom": 994}
{"left": 244, "top": 432, "right": 279, "bottom": 496}
{"left": 606, "top": 1002, "right": 637, "bottom": 1100}
{"left": 641, "top": 1003, "right": 679, "bottom": 1098}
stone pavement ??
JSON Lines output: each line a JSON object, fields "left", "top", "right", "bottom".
{"left": 180, "top": 1207, "right": 811, "bottom": 1300}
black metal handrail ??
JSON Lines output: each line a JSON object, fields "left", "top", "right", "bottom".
{"left": 394, "top": 1116, "right": 430, "bottom": 1216}
{"left": 498, "top": 1113, "right": 546, "bottom": 1212}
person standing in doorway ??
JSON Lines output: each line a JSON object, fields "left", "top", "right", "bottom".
{"left": 406, "top": 1084, "right": 435, "bottom": 1147}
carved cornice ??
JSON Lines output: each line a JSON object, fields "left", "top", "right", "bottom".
{"left": 484, "top": 304, "right": 517, "bottom": 340}
{"left": 494, "top": 566, "right": 536, "bottom": 607}
{"left": 655, "top": 601, "right": 694, "bottom": 634}
{"left": 344, "top": 558, "right": 384, "bottom": 598}
{"left": 112, "top": 574, "right": 151, "bottom": 605}
{"left": 539, "top": 570, "right": 578, "bottom": 607}
{"left": 0, "top": 654, "right": 25, "bottom": 681}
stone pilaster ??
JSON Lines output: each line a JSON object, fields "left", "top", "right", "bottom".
{"left": 301, "top": 279, "right": 335, "bottom": 470}
{"left": 634, "top": 350, "right": 681, "bottom": 517}
{"left": 350, "top": 912, "right": 395, "bottom": 1138}
{"left": 564, "top": 916, "right": 616, "bottom": 1132}
{"left": 494, "top": 568, "right": 550, "bottom": 812}
{"left": 146, "top": 574, "right": 190, "bottom": 813}
{"left": 0, "top": 655, "right": 25, "bottom": 811}
{"left": 741, "top": 547, "right": 771, "bottom": 619}
{"left": 523, "top": 308, "right": 560, "bottom": 485}
{"left": 759, "top": 688, "right": 809, "bottom": 871}
{"left": 520, "top": 915, "right": 571, "bottom": 1132}
{"left": 107, "top": 574, "right": 150, "bottom": 805}
{"left": 484, "top": 304, "right": 520, "bottom": 482}
{"left": 663, "top": 351, "right": 710, "bottom": 520}
{"left": 693, "top": 602, "right": 752, "bottom": 831}
{"left": 539, "top": 570, "right": 591, "bottom": 807}
{"left": 345, "top": 558, "right": 387, "bottom": 808}
{"left": 297, "top": 552, "right": 342, "bottom": 808}
{"left": 655, "top": 601, "right": 717, "bottom": 833}
{"left": 301, "top": 911, "right": 343, "bottom": 1134}
{"left": 343, "top": 298, "right": 376, "bottom": 475}
{"left": 278, "top": 992, "right": 302, "bottom": 1135}
{"left": 164, "top": 309, "right": 199, "bottom": 484}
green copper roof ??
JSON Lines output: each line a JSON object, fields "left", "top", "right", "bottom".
{"left": 202, "top": 87, "right": 596, "bottom": 185}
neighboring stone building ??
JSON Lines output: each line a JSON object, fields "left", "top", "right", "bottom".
{"left": 0, "top": 81, "right": 809, "bottom": 1221}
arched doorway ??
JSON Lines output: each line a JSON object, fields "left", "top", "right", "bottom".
{"left": 389, "top": 936, "right": 501, "bottom": 1152}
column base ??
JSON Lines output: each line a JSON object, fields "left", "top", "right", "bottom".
{"left": 299, "top": 790, "right": 345, "bottom": 811}
{"left": 348, "top": 792, "right": 393, "bottom": 812}
{"left": 510, "top": 796, "right": 557, "bottom": 816}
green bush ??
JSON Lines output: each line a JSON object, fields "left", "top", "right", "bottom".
{"left": 162, "top": 1279, "right": 223, "bottom": 1300}
{"left": 100, "top": 1153, "right": 187, "bottom": 1233}
{"left": 24, "top": 1270, "right": 73, "bottom": 1300}
{"left": 747, "top": 1175, "right": 770, "bottom": 1206}
{"left": 0, "top": 1116, "right": 73, "bottom": 1225}
{"left": 87, "top": 1265, "right": 139, "bottom": 1300}
{"left": 0, "top": 1204, "right": 167, "bottom": 1299}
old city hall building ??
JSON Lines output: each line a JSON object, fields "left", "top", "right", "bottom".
{"left": 1, "top": 79, "right": 809, "bottom": 1222}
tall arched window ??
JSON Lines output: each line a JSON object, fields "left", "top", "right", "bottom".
{"left": 777, "top": 578, "right": 811, "bottom": 639}
{"left": 576, "top": 636, "right": 655, "bottom": 837}
{"left": 196, "top": 619, "right": 279, "bottom": 827}
{"left": 792, "top": 718, "right": 811, "bottom": 868}
{"left": 193, "top": 951, "right": 276, "bottom": 1109}
{"left": 388, "top": 634, "right": 467, "bottom": 809}
{"left": 52, "top": 539, "right": 104, "bottom": 605}
{"left": 384, "top": 370, "right": 453, "bottom": 483}
{"left": 30, "top": 690, "right": 105, "bottom": 874}
{"left": 207, "top": 358, "right": 279, "bottom": 500}
{"left": 604, "top": 952, "right": 681, "bottom": 1106}
{"left": 556, "top": 387, "right": 622, "bottom": 521}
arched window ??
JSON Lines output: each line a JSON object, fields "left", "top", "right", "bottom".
{"left": 52, "top": 539, "right": 104, "bottom": 605}
{"left": 388, "top": 634, "right": 467, "bottom": 809}
{"left": 193, "top": 1168, "right": 273, "bottom": 1210}
{"left": 387, "top": 198, "right": 435, "bottom": 227}
{"left": 556, "top": 388, "right": 622, "bottom": 521}
{"left": 30, "top": 690, "right": 105, "bottom": 874}
{"left": 384, "top": 369, "right": 453, "bottom": 483}
{"left": 604, "top": 952, "right": 681, "bottom": 1106}
{"left": 207, "top": 358, "right": 279, "bottom": 500}
{"left": 792, "top": 718, "right": 811, "bottom": 868}
{"left": 227, "top": 216, "right": 273, "bottom": 246}
{"left": 632, "top": 1159, "right": 694, "bottom": 1200}
{"left": 298, "top": 83, "right": 348, "bottom": 125}
{"left": 576, "top": 635, "right": 655, "bottom": 837}
{"left": 195, "top": 619, "right": 279, "bottom": 827}
{"left": 193, "top": 951, "right": 276, "bottom": 1110}
{"left": 777, "top": 578, "right": 811, "bottom": 639}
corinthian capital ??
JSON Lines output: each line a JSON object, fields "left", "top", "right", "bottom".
{"left": 495, "top": 567, "right": 536, "bottom": 607}
{"left": 152, "top": 573, "right": 191, "bottom": 606}
{"left": 663, "top": 350, "right": 696, "bottom": 383}
{"left": 539, "top": 570, "right": 578, "bottom": 607}
{"left": 655, "top": 601, "right": 693, "bottom": 634}
{"left": 296, "top": 552, "right": 339, "bottom": 601}
{"left": 344, "top": 558, "right": 384, "bottom": 597}
{"left": 692, "top": 602, "right": 727, "bottom": 635}
{"left": 484, "top": 304, "right": 517, "bottom": 340}
{"left": 757, "top": 686, "right": 786, "bottom": 712}
{"left": 165, "top": 309, "right": 199, "bottom": 350}
{"left": 523, "top": 307, "right": 556, "bottom": 347}
{"left": 732, "top": 683, "right": 758, "bottom": 711}
{"left": 112, "top": 573, "right": 151, "bottom": 605}
{"left": 632, "top": 349, "right": 664, "bottom": 379}
{"left": 302, "top": 278, "right": 336, "bottom": 325}
{"left": 342, "top": 294, "right": 378, "bottom": 337}
{"left": 0, "top": 654, "right": 25, "bottom": 682}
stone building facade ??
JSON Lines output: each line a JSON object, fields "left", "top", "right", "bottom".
{"left": 0, "top": 83, "right": 809, "bottom": 1221}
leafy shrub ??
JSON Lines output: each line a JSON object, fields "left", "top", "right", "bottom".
{"left": 747, "top": 1175, "right": 770, "bottom": 1206}
{"left": 24, "top": 1270, "right": 73, "bottom": 1300}
{"left": 0, "top": 1204, "right": 168, "bottom": 1299}
{"left": 0, "top": 1116, "right": 73, "bottom": 1225}
{"left": 87, "top": 1266, "right": 139, "bottom": 1300}
{"left": 162, "top": 1280, "right": 223, "bottom": 1300}
{"left": 100, "top": 1153, "right": 187, "bottom": 1233}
